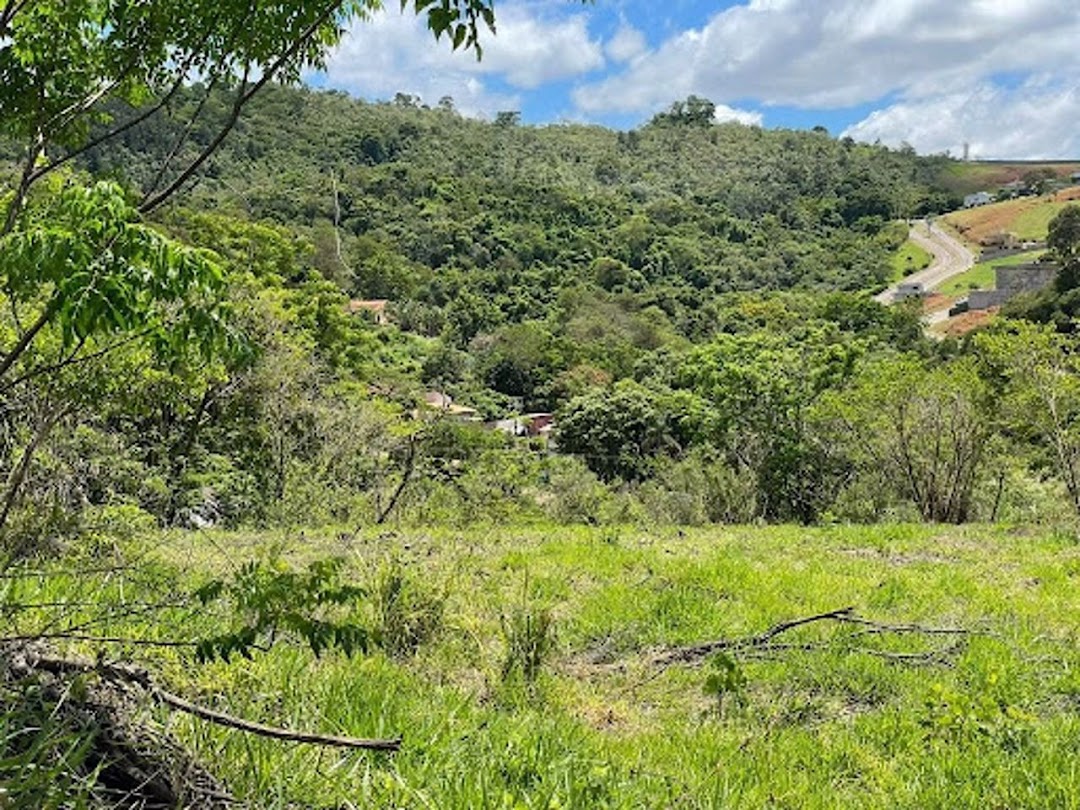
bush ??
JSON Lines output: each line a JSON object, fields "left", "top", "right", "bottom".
{"left": 540, "top": 457, "right": 612, "bottom": 525}
{"left": 79, "top": 503, "right": 158, "bottom": 545}
{"left": 637, "top": 450, "right": 758, "bottom": 525}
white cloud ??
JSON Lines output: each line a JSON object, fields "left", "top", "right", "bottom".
{"left": 316, "top": 0, "right": 1080, "bottom": 157}
{"left": 606, "top": 24, "right": 647, "bottom": 63}
{"left": 714, "top": 103, "right": 763, "bottom": 127}
{"left": 317, "top": 3, "right": 603, "bottom": 117}
{"left": 572, "top": 0, "right": 1080, "bottom": 114}
{"left": 478, "top": 8, "right": 604, "bottom": 88}
{"left": 843, "top": 76, "right": 1080, "bottom": 160}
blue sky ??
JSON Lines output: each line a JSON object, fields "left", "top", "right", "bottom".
{"left": 315, "top": 0, "right": 1080, "bottom": 159}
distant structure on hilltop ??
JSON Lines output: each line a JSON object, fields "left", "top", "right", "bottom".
{"left": 964, "top": 263, "right": 1059, "bottom": 311}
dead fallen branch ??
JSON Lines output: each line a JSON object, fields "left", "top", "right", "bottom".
{"left": 652, "top": 606, "right": 970, "bottom": 667}
{"left": 838, "top": 615, "right": 972, "bottom": 635}
{"left": 4, "top": 632, "right": 198, "bottom": 647}
{"left": 653, "top": 606, "right": 858, "bottom": 665}
{"left": 153, "top": 689, "right": 402, "bottom": 751}
{"left": 17, "top": 647, "right": 402, "bottom": 752}
{"left": 731, "top": 640, "right": 966, "bottom": 664}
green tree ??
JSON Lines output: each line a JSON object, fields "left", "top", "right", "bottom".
{"left": 817, "top": 356, "right": 990, "bottom": 524}
{"left": 976, "top": 322, "right": 1080, "bottom": 517}
{"left": 556, "top": 380, "right": 707, "bottom": 483}
{"left": 1004, "top": 204, "right": 1080, "bottom": 330}
{"left": 650, "top": 95, "right": 718, "bottom": 127}
{"left": 1048, "top": 205, "right": 1080, "bottom": 265}
{"left": 0, "top": 181, "right": 233, "bottom": 539}
{"left": 1050, "top": 204, "right": 1080, "bottom": 293}
{"left": 0, "top": 0, "right": 507, "bottom": 543}
{"left": 674, "top": 329, "right": 858, "bottom": 523}
{"left": 1, "top": 0, "right": 500, "bottom": 225}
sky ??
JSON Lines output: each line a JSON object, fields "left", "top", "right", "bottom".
{"left": 313, "top": 0, "right": 1080, "bottom": 160}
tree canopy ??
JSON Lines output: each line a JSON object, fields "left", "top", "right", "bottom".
{"left": 0, "top": 0, "right": 501, "bottom": 228}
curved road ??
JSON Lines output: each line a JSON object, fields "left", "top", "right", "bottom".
{"left": 874, "top": 219, "right": 975, "bottom": 309}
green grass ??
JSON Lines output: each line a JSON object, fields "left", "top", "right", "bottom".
{"left": 937, "top": 249, "right": 1046, "bottom": 295}
{"left": 1012, "top": 202, "right": 1076, "bottom": 241}
{"left": 889, "top": 239, "right": 932, "bottom": 281}
{"left": 8, "top": 523, "right": 1080, "bottom": 808}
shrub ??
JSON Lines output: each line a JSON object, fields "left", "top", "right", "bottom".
{"left": 637, "top": 450, "right": 758, "bottom": 525}
{"left": 541, "top": 456, "right": 611, "bottom": 525}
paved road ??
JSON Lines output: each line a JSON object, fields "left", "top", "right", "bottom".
{"left": 874, "top": 219, "right": 975, "bottom": 305}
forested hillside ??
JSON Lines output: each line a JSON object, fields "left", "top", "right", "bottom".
{"left": 7, "top": 81, "right": 1080, "bottom": 538}
{"left": 89, "top": 85, "right": 957, "bottom": 313}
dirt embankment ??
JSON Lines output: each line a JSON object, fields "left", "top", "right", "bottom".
{"left": 945, "top": 187, "right": 1080, "bottom": 246}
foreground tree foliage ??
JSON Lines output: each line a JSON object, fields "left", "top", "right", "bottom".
{"left": 0, "top": 0, "right": 503, "bottom": 549}
{"left": 0, "top": 0, "right": 500, "bottom": 223}
{"left": 0, "top": 180, "right": 231, "bottom": 543}
{"left": 817, "top": 357, "right": 991, "bottom": 524}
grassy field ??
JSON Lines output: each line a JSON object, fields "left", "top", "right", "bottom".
{"left": 889, "top": 239, "right": 932, "bottom": 281}
{"left": 937, "top": 249, "right": 1046, "bottom": 295}
{"left": 10, "top": 523, "right": 1080, "bottom": 809}
{"left": 944, "top": 188, "right": 1080, "bottom": 246}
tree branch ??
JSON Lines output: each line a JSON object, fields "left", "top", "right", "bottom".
{"left": 0, "top": 0, "right": 30, "bottom": 39}
{"left": 376, "top": 435, "right": 417, "bottom": 524}
{"left": 2, "top": 122, "right": 44, "bottom": 237}
{"left": 139, "top": 0, "right": 348, "bottom": 214}
{"left": 144, "top": 74, "right": 225, "bottom": 198}
{"left": 652, "top": 607, "right": 972, "bottom": 667}
{"left": 3, "top": 632, "right": 196, "bottom": 648}
{"left": 0, "top": 399, "right": 68, "bottom": 536}
{"left": 0, "top": 327, "right": 154, "bottom": 394}
{"left": 653, "top": 606, "right": 857, "bottom": 665}
{"left": 152, "top": 688, "right": 402, "bottom": 752}
{"left": 30, "top": 15, "right": 227, "bottom": 185}
{"left": 23, "top": 651, "right": 402, "bottom": 752}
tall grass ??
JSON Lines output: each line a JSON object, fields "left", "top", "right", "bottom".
{"left": 6, "top": 523, "right": 1080, "bottom": 808}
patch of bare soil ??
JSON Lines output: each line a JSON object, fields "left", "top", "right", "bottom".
{"left": 936, "top": 308, "right": 997, "bottom": 337}
{"left": 922, "top": 292, "right": 955, "bottom": 314}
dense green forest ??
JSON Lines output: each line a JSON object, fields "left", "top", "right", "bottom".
{"left": 4, "top": 79, "right": 1080, "bottom": 538}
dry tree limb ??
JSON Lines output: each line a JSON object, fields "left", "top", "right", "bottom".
{"left": 836, "top": 615, "right": 972, "bottom": 635}
{"left": 4, "top": 632, "right": 198, "bottom": 647}
{"left": 652, "top": 606, "right": 858, "bottom": 666}
{"left": 151, "top": 690, "right": 401, "bottom": 752}
{"left": 21, "top": 650, "right": 402, "bottom": 752}
{"left": 651, "top": 606, "right": 971, "bottom": 668}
